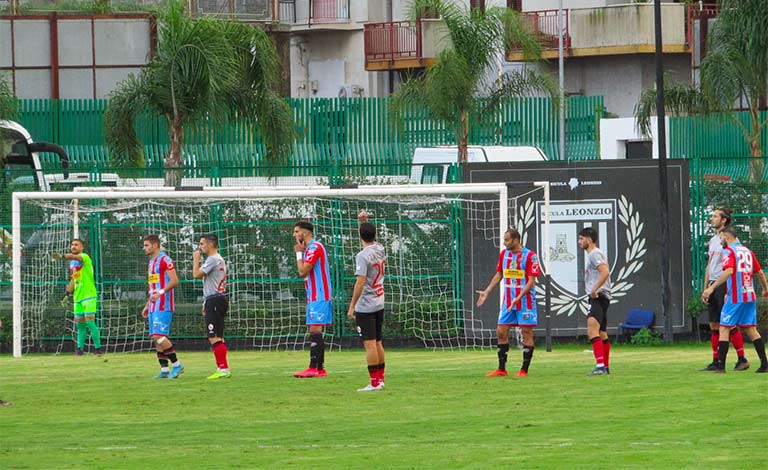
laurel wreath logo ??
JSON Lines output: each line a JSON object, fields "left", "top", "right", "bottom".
{"left": 517, "top": 195, "right": 646, "bottom": 316}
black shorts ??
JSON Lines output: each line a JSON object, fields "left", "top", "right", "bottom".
{"left": 356, "top": 310, "right": 384, "bottom": 341}
{"left": 204, "top": 295, "right": 229, "bottom": 338}
{"left": 588, "top": 295, "right": 610, "bottom": 332}
{"left": 706, "top": 282, "right": 727, "bottom": 324}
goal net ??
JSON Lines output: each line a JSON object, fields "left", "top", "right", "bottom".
{"left": 11, "top": 183, "right": 550, "bottom": 356}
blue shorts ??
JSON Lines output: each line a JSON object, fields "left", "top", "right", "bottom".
{"left": 720, "top": 302, "right": 757, "bottom": 328}
{"left": 306, "top": 301, "right": 333, "bottom": 326}
{"left": 149, "top": 310, "right": 173, "bottom": 336}
{"left": 498, "top": 308, "right": 538, "bottom": 327}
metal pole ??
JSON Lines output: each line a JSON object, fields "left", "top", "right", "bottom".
{"left": 539, "top": 182, "right": 552, "bottom": 352}
{"left": 12, "top": 194, "right": 22, "bottom": 358}
{"left": 653, "top": 0, "right": 673, "bottom": 343}
{"left": 558, "top": 1, "right": 565, "bottom": 161}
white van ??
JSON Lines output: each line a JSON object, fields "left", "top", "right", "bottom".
{"left": 409, "top": 146, "right": 548, "bottom": 184}
{"left": 1, "top": 120, "right": 73, "bottom": 191}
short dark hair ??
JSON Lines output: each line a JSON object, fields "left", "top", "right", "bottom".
{"left": 295, "top": 221, "right": 314, "bottom": 233}
{"left": 143, "top": 234, "right": 161, "bottom": 246}
{"left": 578, "top": 227, "right": 598, "bottom": 243}
{"left": 71, "top": 238, "right": 85, "bottom": 247}
{"left": 720, "top": 226, "right": 738, "bottom": 239}
{"left": 505, "top": 228, "right": 521, "bottom": 241}
{"left": 359, "top": 222, "right": 376, "bottom": 243}
{"left": 716, "top": 208, "right": 732, "bottom": 227}
{"left": 200, "top": 233, "right": 219, "bottom": 248}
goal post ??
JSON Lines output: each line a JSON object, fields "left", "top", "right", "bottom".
{"left": 12, "top": 182, "right": 551, "bottom": 357}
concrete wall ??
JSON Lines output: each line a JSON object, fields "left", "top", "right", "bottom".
{"left": 0, "top": 16, "right": 151, "bottom": 99}
{"left": 290, "top": 30, "right": 387, "bottom": 97}
{"left": 569, "top": 3, "right": 685, "bottom": 49}
{"left": 546, "top": 53, "right": 689, "bottom": 118}
{"left": 600, "top": 116, "right": 670, "bottom": 159}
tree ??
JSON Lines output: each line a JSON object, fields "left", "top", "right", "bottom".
{"left": 0, "top": 76, "right": 18, "bottom": 122}
{"left": 104, "top": 0, "right": 292, "bottom": 185}
{"left": 635, "top": 0, "right": 767, "bottom": 182}
{"left": 390, "top": 0, "right": 559, "bottom": 163}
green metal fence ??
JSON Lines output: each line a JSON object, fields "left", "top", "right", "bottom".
{"left": 670, "top": 111, "right": 768, "bottom": 159}
{"left": 15, "top": 96, "right": 604, "bottom": 170}
{"left": 669, "top": 111, "right": 768, "bottom": 293}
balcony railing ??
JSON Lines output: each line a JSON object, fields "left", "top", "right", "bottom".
{"left": 364, "top": 21, "right": 422, "bottom": 67}
{"left": 510, "top": 9, "right": 570, "bottom": 54}
{"left": 195, "top": 0, "right": 271, "bottom": 20}
{"left": 279, "top": 0, "right": 350, "bottom": 25}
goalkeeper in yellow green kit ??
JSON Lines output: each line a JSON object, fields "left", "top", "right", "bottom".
{"left": 55, "top": 239, "right": 102, "bottom": 356}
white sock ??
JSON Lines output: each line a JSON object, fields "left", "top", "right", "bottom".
{"left": 161, "top": 367, "right": 169, "bottom": 372}
{"left": 173, "top": 361, "right": 180, "bottom": 367}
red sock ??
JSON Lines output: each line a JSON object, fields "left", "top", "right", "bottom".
{"left": 590, "top": 337, "right": 604, "bottom": 366}
{"left": 710, "top": 331, "right": 720, "bottom": 359}
{"left": 730, "top": 329, "right": 745, "bottom": 358}
{"left": 378, "top": 365, "right": 385, "bottom": 382}
{"left": 367, "top": 365, "right": 380, "bottom": 386}
{"left": 213, "top": 342, "right": 229, "bottom": 369}
{"left": 602, "top": 340, "right": 611, "bottom": 368}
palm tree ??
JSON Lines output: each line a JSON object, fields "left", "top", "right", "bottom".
{"left": 390, "top": 0, "right": 559, "bottom": 164}
{"left": 635, "top": 0, "right": 767, "bottom": 182}
{"left": 104, "top": 0, "right": 292, "bottom": 185}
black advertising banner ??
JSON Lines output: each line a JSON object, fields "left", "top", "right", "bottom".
{"left": 463, "top": 160, "right": 691, "bottom": 337}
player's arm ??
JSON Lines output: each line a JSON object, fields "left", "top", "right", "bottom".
{"left": 62, "top": 253, "right": 83, "bottom": 262}
{"left": 192, "top": 250, "right": 205, "bottom": 279}
{"left": 476, "top": 272, "right": 503, "bottom": 307}
{"left": 296, "top": 259, "right": 313, "bottom": 277}
{"left": 757, "top": 270, "right": 768, "bottom": 299}
{"left": 295, "top": 241, "right": 313, "bottom": 277}
{"left": 703, "top": 255, "right": 711, "bottom": 290}
{"left": 702, "top": 268, "right": 732, "bottom": 302}
{"left": 346, "top": 275, "right": 366, "bottom": 320}
{"left": 164, "top": 266, "right": 180, "bottom": 292}
{"left": 590, "top": 264, "right": 610, "bottom": 298}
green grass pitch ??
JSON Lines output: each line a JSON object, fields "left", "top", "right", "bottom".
{"left": 1, "top": 344, "right": 766, "bottom": 468}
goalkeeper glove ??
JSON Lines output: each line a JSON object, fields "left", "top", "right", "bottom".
{"left": 60, "top": 293, "right": 70, "bottom": 308}
{"left": 52, "top": 252, "right": 63, "bottom": 261}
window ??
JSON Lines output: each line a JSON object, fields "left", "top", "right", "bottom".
{"left": 421, "top": 165, "right": 444, "bottom": 184}
{"left": 507, "top": 0, "right": 521, "bottom": 11}
{"left": 625, "top": 140, "right": 652, "bottom": 159}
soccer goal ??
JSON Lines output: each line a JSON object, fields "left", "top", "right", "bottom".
{"left": 11, "top": 183, "right": 550, "bottom": 357}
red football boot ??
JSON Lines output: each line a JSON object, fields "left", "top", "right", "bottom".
{"left": 316, "top": 369, "right": 328, "bottom": 377}
{"left": 484, "top": 369, "right": 508, "bottom": 377}
{"left": 514, "top": 370, "right": 528, "bottom": 378}
{"left": 293, "top": 367, "right": 319, "bottom": 378}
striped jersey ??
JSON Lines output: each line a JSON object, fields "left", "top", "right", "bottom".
{"left": 496, "top": 247, "right": 541, "bottom": 311}
{"left": 303, "top": 239, "right": 332, "bottom": 302}
{"left": 148, "top": 251, "right": 175, "bottom": 313}
{"left": 722, "top": 242, "right": 762, "bottom": 304}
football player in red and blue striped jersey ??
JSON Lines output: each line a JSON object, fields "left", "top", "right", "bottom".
{"left": 477, "top": 228, "right": 541, "bottom": 378}
{"left": 142, "top": 235, "right": 183, "bottom": 379}
{"left": 703, "top": 226, "right": 768, "bottom": 373}
{"left": 293, "top": 221, "right": 333, "bottom": 378}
